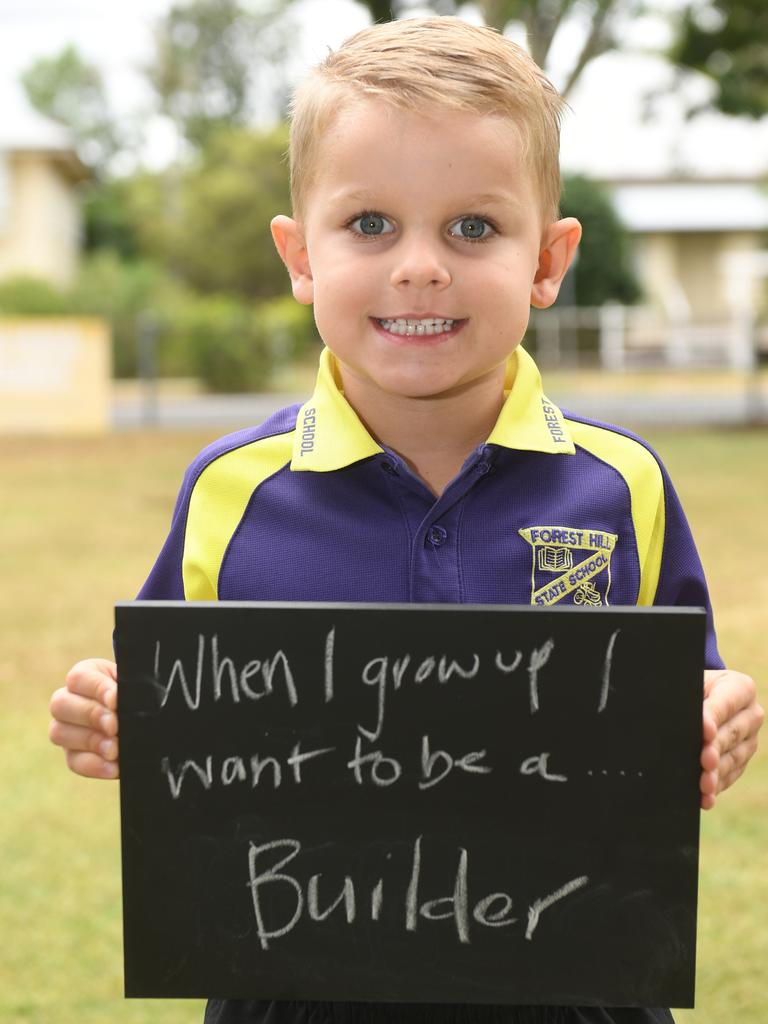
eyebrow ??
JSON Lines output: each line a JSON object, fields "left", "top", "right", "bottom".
{"left": 329, "top": 189, "right": 521, "bottom": 209}
{"left": 463, "top": 193, "right": 521, "bottom": 208}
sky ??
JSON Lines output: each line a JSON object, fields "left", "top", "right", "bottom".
{"left": 1, "top": 0, "right": 767, "bottom": 179}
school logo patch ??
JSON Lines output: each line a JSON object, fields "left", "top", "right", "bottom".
{"left": 518, "top": 525, "right": 618, "bottom": 607}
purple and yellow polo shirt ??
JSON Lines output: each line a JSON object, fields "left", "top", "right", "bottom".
{"left": 138, "top": 346, "right": 722, "bottom": 669}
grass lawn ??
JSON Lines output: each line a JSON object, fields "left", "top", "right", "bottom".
{"left": 0, "top": 426, "right": 765, "bottom": 1023}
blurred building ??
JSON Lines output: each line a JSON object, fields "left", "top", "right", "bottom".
{"left": 605, "top": 177, "right": 768, "bottom": 323}
{"left": 0, "top": 90, "right": 107, "bottom": 434}
{"left": 558, "top": 52, "right": 768, "bottom": 368}
{"left": 0, "top": 92, "right": 90, "bottom": 287}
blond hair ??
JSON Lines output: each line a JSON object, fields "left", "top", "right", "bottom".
{"left": 288, "top": 16, "right": 566, "bottom": 224}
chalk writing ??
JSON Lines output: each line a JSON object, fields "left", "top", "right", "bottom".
{"left": 149, "top": 630, "right": 628, "bottom": 734}
{"left": 117, "top": 602, "right": 705, "bottom": 1004}
{"left": 160, "top": 741, "right": 336, "bottom": 798}
{"left": 347, "top": 736, "right": 402, "bottom": 786}
{"left": 155, "top": 635, "right": 298, "bottom": 711}
{"left": 519, "top": 751, "right": 568, "bottom": 783}
{"left": 246, "top": 835, "right": 590, "bottom": 951}
{"left": 597, "top": 628, "right": 620, "bottom": 712}
{"left": 525, "top": 875, "right": 589, "bottom": 940}
{"left": 527, "top": 638, "right": 554, "bottom": 713}
{"left": 419, "top": 735, "right": 492, "bottom": 790}
{"left": 358, "top": 651, "right": 481, "bottom": 742}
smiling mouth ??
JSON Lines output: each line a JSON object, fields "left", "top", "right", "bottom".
{"left": 375, "top": 317, "right": 462, "bottom": 337}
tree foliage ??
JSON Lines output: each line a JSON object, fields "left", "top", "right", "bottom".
{"left": 559, "top": 175, "right": 641, "bottom": 306}
{"left": 671, "top": 0, "right": 768, "bottom": 119}
{"left": 357, "top": 0, "right": 645, "bottom": 96}
{"left": 21, "top": 44, "right": 121, "bottom": 171}
{"left": 122, "top": 125, "right": 292, "bottom": 299}
{"left": 144, "top": 0, "right": 291, "bottom": 150}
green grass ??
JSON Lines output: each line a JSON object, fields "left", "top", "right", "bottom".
{"left": 0, "top": 427, "right": 765, "bottom": 1023}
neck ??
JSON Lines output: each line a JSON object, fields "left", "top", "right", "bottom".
{"left": 341, "top": 368, "right": 508, "bottom": 496}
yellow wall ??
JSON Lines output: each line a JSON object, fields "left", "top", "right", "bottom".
{"left": 633, "top": 231, "right": 765, "bottom": 322}
{"left": 0, "top": 318, "right": 111, "bottom": 434}
{"left": 0, "top": 153, "right": 81, "bottom": 287}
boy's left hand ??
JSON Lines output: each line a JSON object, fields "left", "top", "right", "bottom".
{"left": 700, "top": 668, "right": 764, "bottom": 810}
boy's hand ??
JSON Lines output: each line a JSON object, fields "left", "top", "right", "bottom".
{"left": 701, "top": 668, "right": 764, "bottom": 810}
{"left": 49, "top": 659, "right": 119, "bottom": 780}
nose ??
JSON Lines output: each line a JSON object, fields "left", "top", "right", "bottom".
{"left": 388, "top": 231, "right": 452, "bottom": 290}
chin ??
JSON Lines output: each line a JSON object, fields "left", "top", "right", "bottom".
{"left": 380, "top": 377, "right": 464, "bottom": 401}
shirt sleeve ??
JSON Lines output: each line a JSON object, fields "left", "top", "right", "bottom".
{"left": 652, "top": 461, "right": 723, "bottom": 670}
{"left": 135, "top": 464, "right": 198, "bottom": 602}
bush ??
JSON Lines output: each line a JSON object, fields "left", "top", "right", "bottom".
{"left": 69, "top": 250, "right": 182, "bottom": 377}
{"left": 0, "top": 257, "right": 319, "bottom": 391}
{"left": 0, "top": 275, "right": 73, "bottom": 315}
{"left": 158, "top": 294, "right": 270, "bottom": 393}
{"left": 257, "top": 295, "right": 320, "bottom": 364}
{"left": 156, "top": 293, "right": 319, "bottom": 393}
{"left": 560, "top": 175, "right": 641, "bottom": 307}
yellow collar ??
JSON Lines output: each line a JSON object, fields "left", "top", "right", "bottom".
{"left": 290, "top": 346, "right": 574, "bottom": 472}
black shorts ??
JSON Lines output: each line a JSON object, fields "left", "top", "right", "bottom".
{"left": 203, "top": 1002, "right": 674, "bottom": 1024}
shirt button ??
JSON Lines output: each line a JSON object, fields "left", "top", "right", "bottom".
{"left": 426, "top": 525, "right": 448, "bottom": 548}
{"left": 475, "top": 461, "right": 490, "bottom": 475}
{"left": 381, "top": 460, "right": 397, "bottom": 474}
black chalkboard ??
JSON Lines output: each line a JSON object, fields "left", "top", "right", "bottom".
{"left": 115, "top": 601, "right": 704, "bottom": 1007}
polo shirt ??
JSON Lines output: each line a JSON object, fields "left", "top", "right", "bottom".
{"left": 138, "top": 345, "right": 722, "bottom": 672}
{"left": 137, "top": 345, "right": 719, "bottom": 1024}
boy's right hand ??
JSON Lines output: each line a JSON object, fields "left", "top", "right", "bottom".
{"left": 49, "top": 659, "right": 119, "bottom": 779}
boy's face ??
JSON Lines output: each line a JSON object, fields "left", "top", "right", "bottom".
{"left": 273, "top": 99, "right": 579, "bottom": 409}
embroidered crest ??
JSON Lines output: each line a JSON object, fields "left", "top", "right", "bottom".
{"left": 519, "top": 525, "right": 618, "bottom": 606}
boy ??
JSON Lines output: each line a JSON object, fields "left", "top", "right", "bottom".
{"left": 49, "top": 16, "right": 763, "bottom": 1024}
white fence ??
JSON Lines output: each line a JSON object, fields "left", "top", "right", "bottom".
{"left": 526, "top": 305, "right": 767, "bottom": 373}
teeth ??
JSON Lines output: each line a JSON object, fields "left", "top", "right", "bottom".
{"left": 377, "top": 317, "right": 456, "bottom": 336}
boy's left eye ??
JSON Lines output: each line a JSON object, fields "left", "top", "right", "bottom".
{"left": 448, "top": 216, "right": 495, "bottom": 241}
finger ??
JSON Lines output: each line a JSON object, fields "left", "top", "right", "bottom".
{"left": 700, "top": 792, "right": 717, "bottom": 811}
{"left": 715, "top": 705, "right": 763, "bottom": 757}
{"left": 700, "top": 741, "right": 719, "bottom": 773}
{"left": 65, "top": 749, "right": 119, "bottom": 780}
{"left": 701, "top": 711, "right": 718, "bottom": 746}
{"left": 48, "top": 720, "right": 119, "bottom": 761}
{"left": 717, "top": 736, "right": 759, "bottom": 793}
{"left": 66, "top": 659, "right": 118, "bottom": 708}
{"left": 699, "top": 766, "right": 718, "bottom": 797}
{"left": 704, "top": 671, "right": 756, "bottom": 730}
{"left": 702, "top": 668, "right": 726, "bottom": 701}
{"left": 49, "top": 688, "right": 117, "bottom": 735}
{"left": 719, "top": 759, "right": 747, "bottom": 795}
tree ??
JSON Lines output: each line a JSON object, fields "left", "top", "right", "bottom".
{"left": 559, "top": 175, "right": 640, "bottom": 306}
{"left": 81, "top": 177, "right": 144, "bottom": 257}
{"left": 145, "top": 0, "right": 291, "bottom": 151}
{"left": 671, "top": 0, "right": 768, "bottom": 119}
{"left": 21, "top": 45, "right": 121, "bottom": 171}
{"left": 356, "top": 0, "right": 647, "bottom": 97}
{"left": 124, "top": 126, "right": 293, "bottom": 299}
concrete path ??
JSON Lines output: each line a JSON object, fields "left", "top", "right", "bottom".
{"left": 113, "top": 388, "right": 768, "bottom": 431}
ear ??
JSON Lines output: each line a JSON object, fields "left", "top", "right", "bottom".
{"left": 271, "top": 215, "right": 314, "bottom": 305}
{"left": 530, "top": 217, "right": 582, "bottom": 309}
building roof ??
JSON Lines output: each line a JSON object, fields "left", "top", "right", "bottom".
{"left": 0, "top": 82, "right": 75, "bottom": 150}
{"left": 607, "top": 181, "right": 768, "bottom": 233}
{"left": 0, "top": 82, "right": 90, "bottom": 181}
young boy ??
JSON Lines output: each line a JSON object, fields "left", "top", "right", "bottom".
{"left": 49, "top": 16, "right": 763, "bottom": 1024}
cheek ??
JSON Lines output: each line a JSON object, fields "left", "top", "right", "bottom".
{"left": 311, "top": 286, "right": 361, "bottom": 348}
{"left": 314, "top": 264, "right": 372, "bottom": 321}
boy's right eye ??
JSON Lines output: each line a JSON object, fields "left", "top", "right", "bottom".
{"left": 347, "top": 212, "right": 395, "bottom": 237}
